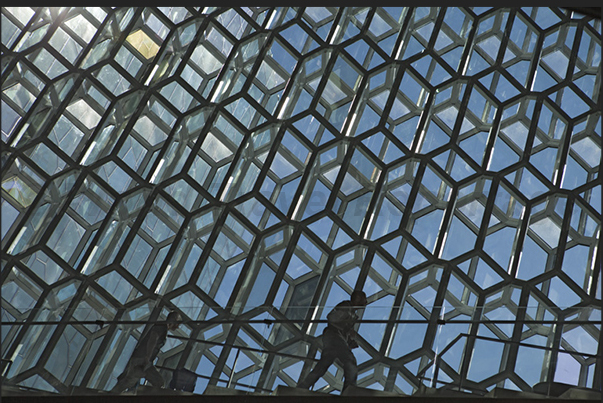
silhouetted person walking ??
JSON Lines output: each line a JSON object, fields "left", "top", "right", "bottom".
{"left": 111, "top": 311, "right": 182, "bottom": 393}
{"left": 297, "top": 290, "right": 367, "bottom": 392}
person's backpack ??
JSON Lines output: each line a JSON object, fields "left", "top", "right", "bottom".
{"left": 169, "top": 368, "right": 197, "bottom": 392}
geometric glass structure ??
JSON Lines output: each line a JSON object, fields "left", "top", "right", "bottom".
{"left": 1, "top": 7, "right": 600, "bottom": 397}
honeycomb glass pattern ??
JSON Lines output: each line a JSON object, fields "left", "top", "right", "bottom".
{"left": 1, "top": 7, "right": 601, "bottom": 397}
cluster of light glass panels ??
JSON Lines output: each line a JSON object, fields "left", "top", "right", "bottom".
{"left": 1, "top": 6, "right": 601, "bottom": 397}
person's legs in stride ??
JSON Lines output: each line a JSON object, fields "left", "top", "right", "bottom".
{"left": 111, "top": 364, "right": 145, "bottom": 393}
{"left": 111, "top": 377, "right": 136, "bottom": 394}
{"left": 297, "top": 350, "right": 335, "bottom": 389}
{"left": 298, "top": 330, "right": 355, "bottom": 390}
{"left": 340, "top": 348, "right": 358, "bottom": 391}
{"left": 143, "top": 365, "right": 165, "bottom": 388}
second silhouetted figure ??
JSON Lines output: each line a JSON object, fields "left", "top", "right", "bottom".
{"left": 297, "top": 290, "right": 367, "bottom": 392}
{"left": 111, "top": 311, "right": 182, "bottom": 393}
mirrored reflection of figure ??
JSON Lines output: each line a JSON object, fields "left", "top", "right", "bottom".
{"left": 297, "top": 290, "right": 367, "bottom": 392}
{"left": 111, "top": 311, "right": 182, "bottom": 393}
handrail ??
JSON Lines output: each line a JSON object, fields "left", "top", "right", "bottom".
{"left": 168, "top": 334, "right": 320, "bottom": 362}
{"left": 417, "top": 332, "right": 601, "bottom": 392}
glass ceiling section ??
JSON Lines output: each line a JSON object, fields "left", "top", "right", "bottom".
{"left": 1, "top": 6, "right": 601, "bottom": 398}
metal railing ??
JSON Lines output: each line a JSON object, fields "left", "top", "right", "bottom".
{"left": 416, "top": 332, "right": 601, "bottom": 394}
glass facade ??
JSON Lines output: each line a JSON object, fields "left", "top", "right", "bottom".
{"left": 1, "top": 6, "right": 601, "bottom": 398}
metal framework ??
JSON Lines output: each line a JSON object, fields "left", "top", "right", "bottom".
{"left": 1, "top": 6, "right": 601, "bottom": 397}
